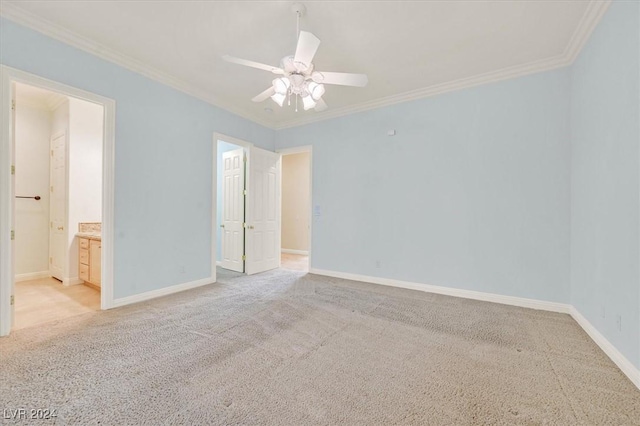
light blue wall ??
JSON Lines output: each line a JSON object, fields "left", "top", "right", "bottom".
{"left": 277, "top": 69, "right": 572, "bottom": 303}
{"left": 216, "top": 140, "right": 244, "bottom": 262}
{"left": 569, "top": 1, "right": 640, "bottom": 369}
{"left": 3, "top": 5, "right": 638, "bottom": 370}
{"left": 0, "top": 18, "right": 275, "bottom": 299}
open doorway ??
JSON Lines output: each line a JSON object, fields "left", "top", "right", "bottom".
{"left": 11, "top": 82, "right": 103, "bottom": 330}
{"left": 214, "top": 133, "right": 282, "bottom": 276}
{"left": 279, "top": 146, "right": 312, "bottom": 272}
{"left": 1, "top": 66, "right": 115, "bottom": 336}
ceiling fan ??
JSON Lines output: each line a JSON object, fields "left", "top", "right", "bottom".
{"left": 222, "top": 3, "right": 368, "bottom": 113}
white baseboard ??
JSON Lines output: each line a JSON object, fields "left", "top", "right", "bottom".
{"left": 15, "top": 271, "right": 50, "bottom": 282}
{"left": 569, "top": 306, "right": 640, "bottom": 389}
{"left": 110, "top": 277, "right": 215, "bottom": 309}
{"left": 63, "top": 277, "right": 84, "bottom": 286}
{"left": 309, "top": 267, "right": 639, "bottom": 391}
{"left": 309, "top": 268, "right": 570, "bottom": 314}
{"left": 282, "top": 248, "right": 309, "bottom": 256}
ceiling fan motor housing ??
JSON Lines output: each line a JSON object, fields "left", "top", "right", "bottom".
{"left": 281, "top": 55, "right": 313, "bottom": 75}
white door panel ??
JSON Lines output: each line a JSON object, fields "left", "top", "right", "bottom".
{"left": 49, "top": 132, "right": 66, "bottom": 281}
{"left": 246, "top": 146, "right": 280, "bottom": 275}
{"left": 220, "top": 148, "right": 245, "bottom": 272}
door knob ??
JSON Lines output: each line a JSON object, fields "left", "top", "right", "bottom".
{"left": 57, "top": 226, "right": 64, "bottom": 230}
{"left": 220, "top": 224, "right": 225, "bottom": 228}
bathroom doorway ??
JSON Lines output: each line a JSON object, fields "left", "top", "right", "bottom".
{"left": 0, "top": 66, "right": 115, "bottom": 336}
{"left": 12, "top": 83, "right": 103, "bottom": 330}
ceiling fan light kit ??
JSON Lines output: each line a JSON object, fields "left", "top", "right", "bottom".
{"left": 273, "top": 78, "right": 291, "bottom": 95}
{"left": 271, "top": 92, "right": 286, "bottom": 107}
{"left": 222, "top": 2, "right": 368, "bottom": 113}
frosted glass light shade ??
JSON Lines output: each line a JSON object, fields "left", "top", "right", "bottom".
{"left": 273, "top": 78, "right": 291, "bottom": 95}
{"left": 271, "top": 93, "right": 286, "bottom": 107}
{"left": 302, "top": 95, "right": 317, "bottom": 111}
{"left": 307, "top": 81, "right": 325, "bottom": 101}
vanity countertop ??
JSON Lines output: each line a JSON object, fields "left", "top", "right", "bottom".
{"left": 76, "top": 232, "right": 101, "bottom": 241}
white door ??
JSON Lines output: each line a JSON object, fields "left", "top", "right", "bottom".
{"left": 220, "top": 148, "right": 245, "bottom": 272}
{"left": 49, "top": 132, "right": 66, "bottom": 281}
{"left": 245, "top": 146, "right": 281, "bottom": 275}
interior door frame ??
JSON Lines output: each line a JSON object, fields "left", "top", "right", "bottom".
{"left": 0, "top": 65, "right": 116, "bottom": 336}
{"left": 212, "top": 133, "right": 253, "bottom": 276}
{"left": 276, "top": 145, "right": 313, "bottom": 272}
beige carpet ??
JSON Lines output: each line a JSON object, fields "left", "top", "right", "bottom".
{"left": 1, "top": 268, "right": 638, "bottom": 425}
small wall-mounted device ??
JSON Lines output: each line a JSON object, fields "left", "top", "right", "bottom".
{"left": 387, "top": 130, "right": 396, "bottom": 136}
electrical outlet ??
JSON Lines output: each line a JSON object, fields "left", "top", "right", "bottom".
{"left": 601, "top": 306, "right": 605, "bottom": 318}
{"left": 179, "top": 265, "right": 186, "bottom": 274}
{"left": 616, "top": 315, "right": 622, "bottom": 332}
{"left": 375, "top": 260, "right": 381, "bottom": 269}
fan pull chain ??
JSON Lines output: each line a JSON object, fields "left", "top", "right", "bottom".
{"left": 296, "top": 11, "right": 300, "bottom": 38}
{"left": 295, "top": 94, "right": 298, "bottom": 112}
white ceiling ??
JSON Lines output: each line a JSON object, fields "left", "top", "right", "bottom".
{"left": 15, "top": 82, "right": 66, "bottom": 110}
{"left": 2, "top": 1, "right": 609, "bottom": 128}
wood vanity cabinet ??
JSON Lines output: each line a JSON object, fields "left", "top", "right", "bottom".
{"left": 79, "top": 237, "right": 101, "bottom": 287}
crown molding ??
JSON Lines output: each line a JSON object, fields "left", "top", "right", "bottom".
{"left": 562, "top": 0, "right": 612, "bottom": 63}
{"left": 0, "top": 2, "right": 275, "bottom": 129}
{"left": 1, "top": 0, "right": 611, "bottom": 131}
{"left": 274, "top": 0, "right": 612, "bottom": 129}
{"left": 274, "top": 54, "right": 572, "bottom": 129}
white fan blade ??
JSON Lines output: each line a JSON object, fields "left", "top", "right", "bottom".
{"left": 252, "top": 87, "right": 276, "bottom": 102}
{"left": 314, "top": 71, "right": 368, "bottom": 87}
{"left": 294, "top": 31, "right": 321, "bottom": 68}
{"left": 222, "top": 55, "right": 284, "bottom": 74}
{"left": 314, "top": 98, "right": 328, "bottom": 112}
